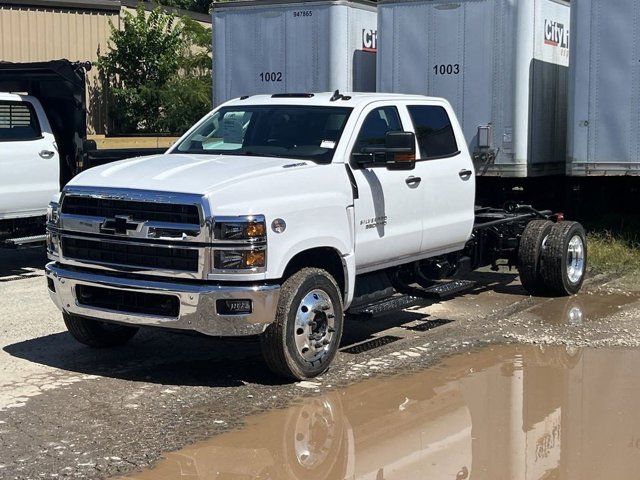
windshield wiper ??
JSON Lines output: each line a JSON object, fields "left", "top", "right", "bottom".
{"left": 240, "top": 151, "right": 283, "bottom": 158}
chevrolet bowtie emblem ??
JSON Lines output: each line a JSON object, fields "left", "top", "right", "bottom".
{"left": 100, "top": 215, "right": 142, "bottom": 235}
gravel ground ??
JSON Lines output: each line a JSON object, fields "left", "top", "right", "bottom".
{"left": 1, "top": 248, "right": 639, "bottom": 479}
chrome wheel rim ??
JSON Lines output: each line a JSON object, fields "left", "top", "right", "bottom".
{"left": 567, "top": 305, "right": 584, "bottom": 325}
{"left": 294, "top": 289, "right": 336, "bottom": 364}
{"left": 567, "top": 235, "right": 585, "bottom": 284}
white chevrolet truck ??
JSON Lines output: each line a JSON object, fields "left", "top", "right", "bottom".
{"left": 45, "top": 92, "right": 587, "bottom": 379}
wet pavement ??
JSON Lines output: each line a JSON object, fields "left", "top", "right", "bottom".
{"left": 121, "top": 344, "right": 640, "bottom": 480}
{"left": 1, "top": 249, "right": 640, "bottom": 479}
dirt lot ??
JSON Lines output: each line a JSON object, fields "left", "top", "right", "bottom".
{"left": 1, "top": 248, "right": 639, "bottom": 479}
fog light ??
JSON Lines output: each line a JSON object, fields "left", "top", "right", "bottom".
{"left": 217, "top": 299, "right": 252, "bottom": 315}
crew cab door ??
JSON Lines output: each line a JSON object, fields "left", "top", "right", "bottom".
{"left": 347, "top": 103, "right": 426, "bottom": 271}
{"left": 403, "top": 101, "right": 475, "bottom": 254}
{"left": 0, "top": 97, "right": 59, "bottom": 219}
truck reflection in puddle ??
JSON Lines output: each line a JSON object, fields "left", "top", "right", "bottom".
{"left": 526, "top": 292, "right": 640, "bottom": 326}
{"left": 123, "top": 344, "right": 640, "bottom": 480}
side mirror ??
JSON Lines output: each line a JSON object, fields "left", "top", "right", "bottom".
{"left": 384, "top": 131, "right": 416, "bottom": 170}
{"left": 353, "top": 131, "right": 417, "bottom": 170}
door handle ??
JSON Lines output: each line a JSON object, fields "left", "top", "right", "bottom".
{"left": 459, "top": 169, "right": 473, "bottom": 180}
{"left": 405, "top": 176, "right": 422, "bottom": 187}
{"left": 39, "top": 150, "right": 55, "bottom": 159}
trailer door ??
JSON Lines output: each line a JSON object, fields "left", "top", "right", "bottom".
{"left": 378, "top": 0, "right": 511, "bottom": 170}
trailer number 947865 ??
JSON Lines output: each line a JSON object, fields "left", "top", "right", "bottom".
{"left": 293, "top": 10, "right": 312, "bottom": 17}
{"left": 433, "top": 64, "right": 461, "bottom": 75}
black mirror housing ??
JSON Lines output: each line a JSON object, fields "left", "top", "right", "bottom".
{"left": 385, "top": 131, "right": 416, "bottom": 170}
{"left": 353, "top": 131, "right": 416, "bottom": 170}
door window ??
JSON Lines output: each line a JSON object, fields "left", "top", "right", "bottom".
{"left": 353, "top": 106, "right": 403, "bottom": 153}
{"left": 407, "top": 105, "right": 459, "bottom": 159}
{"left": 0, "top": 101, "right": 42, "bottom": 141}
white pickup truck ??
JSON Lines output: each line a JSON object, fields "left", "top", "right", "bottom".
{"left": 45, "top": 92, "right": 587, "bottom": 379}
{"left": 0, "top": 93, "right": 61, "bottom": 245}
{"left": 0, "top": 60, "right": 165, "bottom": 248}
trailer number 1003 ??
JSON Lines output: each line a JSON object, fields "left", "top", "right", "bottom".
{"left": 260, "top": 72, "right": 283, "bottom": 82}
{"left": 433, "top": 64, "right": 460, "bottom": 75}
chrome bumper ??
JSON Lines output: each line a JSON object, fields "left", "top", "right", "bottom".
{"left": 45, "top": 262, "right": 280, "bottom": 337}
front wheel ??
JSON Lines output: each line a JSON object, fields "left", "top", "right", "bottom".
{"left": 63, "top": 313, "right": 139, "bottom": 348}
{"left": 261, "top": 268, "right": 344, "bottom": 380}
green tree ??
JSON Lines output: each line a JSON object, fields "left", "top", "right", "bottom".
{"left": 158, "top": 17, "right": 213, "bottom": 133}
{"left": 154, "top": 0, "right": 214, "bottom": 15}
{"left": 98, "top": 6, "right": 212, "bottom": 135}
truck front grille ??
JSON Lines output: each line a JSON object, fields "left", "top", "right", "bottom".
{"left": 76, "top": 284, "right": 180, "bottom": 318}
{"left": 62, "top": 237, "right": 199, "bottom": 273}
{"left": 55, "top": 190, "right": 209, "bottom": 278}
{"left": 61, "top": 196, "right": 200, "bottom": 225}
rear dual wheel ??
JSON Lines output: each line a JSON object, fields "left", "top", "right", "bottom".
{"left": 540, "top": 221, "right": 587, "bottom": 296}
{"left": 517, "top": 220, "right": 554, "bottom": 295}
{"left": 518, "top": 220, "right": 587, "bottom": 296}
{"left": 261, "top": 268, "right": 344, "bottom": 380}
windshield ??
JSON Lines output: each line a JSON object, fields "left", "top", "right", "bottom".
{"left": 173, "top": 105, "right": 352, "bottom": 162}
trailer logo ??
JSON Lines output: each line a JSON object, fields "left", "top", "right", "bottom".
{"left": 544, "top": 19, "right": 569, "bottom": 49}
{"left": 362, "top": 29, "right": 377, "bottom": 52}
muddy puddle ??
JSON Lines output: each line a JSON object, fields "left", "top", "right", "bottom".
{"left": 121, "top": 343, "right": 640, "bottom": 480}
{"left": 526, "top": 292, "right": 640, "bottom": 326}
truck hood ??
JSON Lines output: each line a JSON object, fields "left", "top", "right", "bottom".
{"left": 67, "top": 153, "right": 315, "bottom": 195}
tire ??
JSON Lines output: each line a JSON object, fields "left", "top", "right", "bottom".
{"left": 63, "top": 312, "right": 139, "bottom": 348}
{"left": 261, "top": 268, "right": 344, "bottom": 380}
{"left": 517, "top": 220, "right": 554, "bottom": 295}
{"left": 540, "top": 221, "right": 588, "bottom": 296}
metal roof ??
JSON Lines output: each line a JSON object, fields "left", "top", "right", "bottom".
{"left": 1, "top": 0, "right": 211, "bottom": 22}
{"left": 211, "top": 0, "right": 376, "bottom": 11}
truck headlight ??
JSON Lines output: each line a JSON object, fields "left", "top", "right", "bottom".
{"left": 214, "top": 248, "right": 266, "bottom": 270}
{"left": 213, "top": 215, "right": 266, "bottom": 241}
{"left": 211, "top": 216, "right": 267, "bottom": 272}
{"left": 46, "top": 201, "right": 59, "bottom": 225}
{"left": 46, "top": 202, "right": 60, "bottom": 257}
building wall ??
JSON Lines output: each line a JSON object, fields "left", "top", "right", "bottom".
{"left": 0, "top": 5, "right": 117, "bottom": 63}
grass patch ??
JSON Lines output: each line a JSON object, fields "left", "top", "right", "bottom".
{"left": 587, "top": 231, "right": 640, "bottom": 274}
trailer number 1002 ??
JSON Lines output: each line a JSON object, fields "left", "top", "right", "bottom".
{"left": 433, "top": 64, "right": 460, "bottom": 75}
{"left": 260, "top": 72, "right": 283, "bottom": 82}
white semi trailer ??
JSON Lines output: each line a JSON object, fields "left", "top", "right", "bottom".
{"left": 568, "top": 0, "right": 640, "bottom": 176}
{"left": 377, "top": 0, "right": 570, "bottom": 178}
{"left": 212, "top": 0, "right": 377, "bottom": 106}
